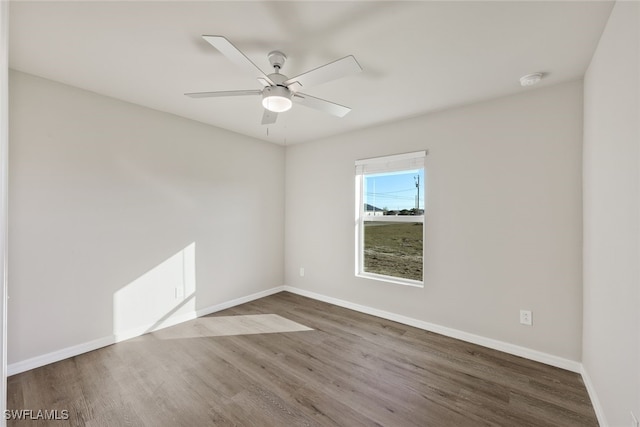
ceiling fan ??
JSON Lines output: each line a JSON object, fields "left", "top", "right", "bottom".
{"left": 186, "top": 35, "right": 363, "bottom": 125}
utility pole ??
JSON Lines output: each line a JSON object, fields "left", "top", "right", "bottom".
{"left": 414, "top": 175, "right": 420, "bottom": 212}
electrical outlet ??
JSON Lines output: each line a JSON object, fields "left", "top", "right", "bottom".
{"left": 299, "top": 267, "right": 305, "bottom": 277}
{"left": 631, "top": 411, "right": 639, "bottom": 427}
{"left": 520, "top": 310, "right": 532, "bottom": 326}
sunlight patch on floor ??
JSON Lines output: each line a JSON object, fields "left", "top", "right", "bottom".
{"left": 152, "top": 314, "right": 313, "bottom": 339}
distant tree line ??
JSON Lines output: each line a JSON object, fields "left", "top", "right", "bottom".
{"left": 383, "top": 208, "right": 424, "bottom": 216}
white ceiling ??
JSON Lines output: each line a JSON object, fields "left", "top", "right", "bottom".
{"left": 9, "top": 1, "right": 614, "bottom": 145}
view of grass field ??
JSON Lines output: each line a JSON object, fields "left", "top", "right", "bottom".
{"left": 363, "top": 222, "right": 423, "bottom": 281}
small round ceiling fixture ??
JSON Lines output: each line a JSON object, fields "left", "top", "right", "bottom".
{"left": 520, "top": 73, "right": 543, "bottom": 87}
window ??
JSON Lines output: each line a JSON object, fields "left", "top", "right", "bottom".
{"left": 355, "top": 151, "right": 426, "bottom": 286}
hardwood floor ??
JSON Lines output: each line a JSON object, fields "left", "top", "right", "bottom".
{"left": 7, "top": 292, "right": 598, "bottom": 426}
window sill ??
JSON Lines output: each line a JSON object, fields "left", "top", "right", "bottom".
{"left": 356, "top": 272, "right": 424, "bottom": 288}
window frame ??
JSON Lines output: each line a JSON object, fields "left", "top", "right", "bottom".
{"left": 355, "top": 151, "right": 426, "bottom": 287}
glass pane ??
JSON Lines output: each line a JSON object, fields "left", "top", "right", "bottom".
{"left": 363, "top": 221, "right": 423, "bottom": 281}
{"left": 363, "top": 169, "right": 424, "bottom": 216}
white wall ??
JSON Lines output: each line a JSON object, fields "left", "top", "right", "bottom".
{"left": 1, "top": 0, "right": 9, "bottom": 420}
{"left": 8, "top": 71, "right": 285, "bottom": 366}
{"left": 583, "top": 1, "right": 640, "bottom": 426}
{"left": 286, "top": 81, "right": 584, "bottom": 364}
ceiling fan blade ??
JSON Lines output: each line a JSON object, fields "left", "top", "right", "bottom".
{"left": 293, "top": 93, "right": 351, "bottom": 118}
{"left": 283, "top": 55, "right": 362, "bottom": 89}
{"left": 202, "top": 35, "right": 274, "bottom": 86}
{"left": 185, "top": 90, "right": 261, "bottom": 98}
{"left": 261, "top": 109, "right": 278, "bottom": 125}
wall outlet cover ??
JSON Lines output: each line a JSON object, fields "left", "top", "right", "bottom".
{"left": 520, "top": 309, "right": 532, "bottom": 326}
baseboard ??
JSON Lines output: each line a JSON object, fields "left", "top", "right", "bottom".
{"left": 581, "top": 365, "right": 608, "bottom": 426}
{"left": 196, "top": 286, "right": 285, "bottom": 318}
{"left": 9, "top": 284, "right": 602, "bottom": 418}
{"left": 114, "top": 286, "right": 286, "bottom": 343}
{"left": 283, "top": 286, "right": 582, "bottom": 373}
{"left": 7, "top": 284, "right": 583, "bottom": 377}
{"left": 7, "top": 285, "right": 285, "bottom": 376}
{"left": 113, "top": 311, "right": 199, "bottom": 343}
{"left": 7, "top": 336, "right": 116, "bottom": 377}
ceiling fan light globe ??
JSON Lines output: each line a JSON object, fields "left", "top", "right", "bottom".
{"left": 262, "top": 86, "right": 293, "bottom": 113}
{"left": 262, "top": 95, "right": 292, "bottom": 113}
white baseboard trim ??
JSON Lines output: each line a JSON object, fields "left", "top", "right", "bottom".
{"left": 283, "top": 286, "right": 582, "bottom": 373}
{"left": 7, "top": 286, "right": 285, "bottom": 376}
{"left": 114, "top": 311, "right": 198, "bottom": 343}
{"left": 9, "top": 285, "right": 603, "bottom": 420}
{"left": 114, "top": 286, "right": 287, "bottom": 343}
{"left": 581, "top": 365, "right": 608, "bottom": 427}
{"left": 196, "top": 286, "right": 285, "bottom": 318}
{"left": 7, "top": 336, "right": 116, "bottom": 377}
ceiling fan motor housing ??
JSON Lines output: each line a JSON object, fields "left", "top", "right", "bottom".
{"left": 267, "top": 73, "right": 288, "bottom": 85}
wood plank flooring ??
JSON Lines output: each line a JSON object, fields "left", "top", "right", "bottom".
{"left": 7, "top": 292, "right": 598, "bottom": 426}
